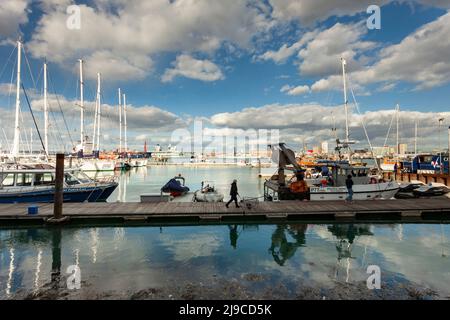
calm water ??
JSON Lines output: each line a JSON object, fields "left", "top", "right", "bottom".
{"left": 1, "top": 223, "right": 449, "bottom": 299}
{"left": 94, "top": 166, "right": 266, "bottom": 202}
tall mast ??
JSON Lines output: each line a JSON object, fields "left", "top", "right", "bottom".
{"left": 96, "top": 72, "right": 101, "bottom": 151}
{"left": 341, "top": 58, "right": 349, "bottom": 143}
{"left": 78, "top": 59, "right": 84, "bottom": 151}
{"left": 118, "top": 88, "right": 122, "bottom": 153}
{"left": 123, "top": 93, "right": 127, "bottom": 152}
{"left": 396, "top": 104, "right": 400, "bottom": 155}
{"left": 12, "top": 40, "right": 22, "bottom": 158}
{"left": 414, "top": 119, "right": 418, "bottom": 154}
{"left": 43, "top": 62, "right": 49, "bottom": 156}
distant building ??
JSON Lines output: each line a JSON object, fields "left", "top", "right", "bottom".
{"left": 313, "top": 146, "right": 322, "bottom": 155}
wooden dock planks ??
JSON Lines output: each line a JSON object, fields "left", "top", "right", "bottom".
{"left": 0, "top": 198, "right": 449, "bottom": 224}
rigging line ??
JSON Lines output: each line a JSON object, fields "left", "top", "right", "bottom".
{"left": 2, "top": 128, "right": 12, "bottom": 154}
{"left": 22, "top": 45, "right": 37, "bottom": 91}
{"left": 0, "top": 45, "right": 17, "bottom": 81}
{"left": 47, "top": 99, "right": 66, "bottom": 152}
{"left": 48, "top": 72, "right": 75, "bottom": 147}
{"left": 21, "top": 83, "right": 47, "bottom": 158}
{"left": 348, "top": 84, "right": 381, "bottom": 171}
{"left": 383, "top": 107, "right": 396, "bottom": 148}
{"left": 19, "top": 107, "right": 31, "bottom": 154}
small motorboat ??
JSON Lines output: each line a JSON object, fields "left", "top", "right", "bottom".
{"left": 161, "top": 176, "right": 189, "bottom": 197}
{"left": 193, "top": 181, "right": 224, "bottom": 202}
{"left": 412, "top": 184, "right": 450, "bottom": 198}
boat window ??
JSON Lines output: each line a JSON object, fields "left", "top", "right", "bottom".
{"left": 71, "top": 171, "right": 91, "bottom": 184}
{"left": 64, "top": 173, "right": 80, "bottom": 185}
{"left": 16, "top": 173, "right": 33, "bottom": 186}
{"left": 34, "top": 173, "right": 55, "bottom": 185}
{"left": 0, "top": 173, "right": 15, "bottom": 187}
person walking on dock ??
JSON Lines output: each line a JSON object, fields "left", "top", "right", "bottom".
{"left": 226, "top": 179, "right": 240, "bottom": 208}
{"left": 345, "top": 175, "right": 354, "bottom": 203}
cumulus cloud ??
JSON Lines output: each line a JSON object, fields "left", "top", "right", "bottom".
{"left": 161, "top": 54, "right": 224, "bottom": 83}
{"left": 269, "top": 0, "right": 450, "bottom": 25}
{"left": 0, "top": 0, "right": 30, "bottom": 38}
{"left": 280, "top": 84, "right": 310, "bottom": 96}
{"left": 311, "top": 12, "right": 450, "bottom": 93}
{"left": 209, "top": 102, "right": 449, "bottom": 150}
{"left": 27, "top": 0, "right": 272, "bottom": 81}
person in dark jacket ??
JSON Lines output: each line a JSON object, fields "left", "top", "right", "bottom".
{"left": 226, "top": 179, "right": 240, "bottom": 208}
{"left": 345, "top": 175, "right": 354, "bottom": 203}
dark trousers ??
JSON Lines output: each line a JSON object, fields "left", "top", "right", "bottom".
{"left": 226, "top": 195, "right": 239, "bottom": 208}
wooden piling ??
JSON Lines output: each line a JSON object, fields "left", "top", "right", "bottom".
{"left": 53, "top": 153, "right": 64, "bottom": 220}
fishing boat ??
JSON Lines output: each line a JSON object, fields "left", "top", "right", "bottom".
{"left": 193, "top": 181, "right": 224, "bottom": 202}
{"left": 308, "top": 162, "right": 399, "bottom": 200}
{"left": 0, "top": 167, "right": 118, "bottom": 203}
{"left": 307, "top": 59, "right": 400, "bottom": 200}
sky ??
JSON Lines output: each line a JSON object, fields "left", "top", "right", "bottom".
{"left": 0, "top": 0, "right": 449, "bottom": 154}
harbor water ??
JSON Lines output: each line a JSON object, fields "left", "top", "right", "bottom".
{"left": 1, "top": 166, "right": 449, "bottom": 299}
{"left": 1, "top": 223, "right": 449, "bottom": 299}
{"left": 103, "top": 165, "right": 267, "bottom": 202}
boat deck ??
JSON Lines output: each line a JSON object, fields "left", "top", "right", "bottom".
{"left": 1, "top": 198, "right": 450, "bottom": 226}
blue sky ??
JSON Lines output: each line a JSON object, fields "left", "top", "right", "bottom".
{"left": 0, "top": 0, "right": 449, "bottom": 152}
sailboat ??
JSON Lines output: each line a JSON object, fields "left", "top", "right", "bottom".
{"left": 0, "top": 41, "right": 118, "bottom": 203}
{"left": 76, "top": 65, "right": 115, "bottom": 171}
{"left": 308, "top": 58, "right": 400, "bottom": 201}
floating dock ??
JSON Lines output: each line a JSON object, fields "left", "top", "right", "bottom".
{"left": 1, "top": 198, "right": 450, "bottom": 226}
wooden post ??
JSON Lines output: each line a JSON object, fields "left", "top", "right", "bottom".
{"left": 53, "top": 153, "right": 64, "bottom": 219}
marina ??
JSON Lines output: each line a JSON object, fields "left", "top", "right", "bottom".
{"left": 0, "top": 0, "right": 449, "bottom": 303}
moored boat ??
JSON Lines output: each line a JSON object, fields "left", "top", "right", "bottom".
{"left": 193, "top": 181, "right": 224, "bottom": 202}
{"left": 0, "top": 167, "right": 118, "bottom": 203}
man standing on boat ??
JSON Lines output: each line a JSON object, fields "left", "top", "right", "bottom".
{"left": 345, "top": 175, "right": 354, "bottom": 203}
{"left": 226, "top": 179, "right": 240, "bottom": 208}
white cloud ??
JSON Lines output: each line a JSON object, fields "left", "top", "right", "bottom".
{"left": 269, "top": 0, "right": 450, "bottom": 25}
{"left": 162, "top": 54, "right": 224, "bottom": 83}
{"left": 280, "top": 84, "right": 310, "bottom": 96}
{"left": 0, "top": 0, "right": 30, "bottom": 38}
{"left": 311, "top": 12, "right": 450, "bottom": 92}
{"left": 257, "top": 30, "right": 318, "bottom": 64}
{"left": 209, "top": 102, "right": 449, "bottom": 150}
{"left": 297, "top": 22, "right": 375, "bottom": 77}
{"left": 28, "top": 0, "right": 272, "bottom": 81}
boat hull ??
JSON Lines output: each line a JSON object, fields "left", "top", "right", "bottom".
{"left": 309, "top": 182, "right": 400, "bottom": 201}
{"left": 0, "top": 183, "right": 118, "bottom": 204}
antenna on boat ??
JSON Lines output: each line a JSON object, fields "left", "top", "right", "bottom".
{"left": 11, "top": 39, "right": 22, "bottom": 158}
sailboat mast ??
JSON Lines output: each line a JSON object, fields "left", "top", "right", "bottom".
{"left": 96, "top": 73, "right": 101, "bottom": 152}
{"left": 123, "top": 93, "right": 127, "bottom": 152}
{"left": 78, "top": 59, "right": 84, "bottom": 151}
{"left": 12, "top": 40, "right": 22, "bottom": 158}
{"left": 414, "top": 119, "right": 418, "bottom": 154}
{"left": 43, "top": 62, "right": 49, "bottom": 156}
{"left": 396, "top": 104, "right": 399, "bottom": 155}
{"left": 341, "top": 58, "right": 349, "bottom": 143}
{"left": 118, "top": 88, "right": 122, "bottom": 153}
